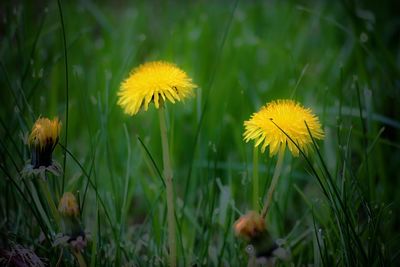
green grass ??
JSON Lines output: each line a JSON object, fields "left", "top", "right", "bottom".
{"left": 1, "top": 0, "right": 399, "bottom": 266}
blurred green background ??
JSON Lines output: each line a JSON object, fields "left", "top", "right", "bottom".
{"left": 1, "top": 0, "right": 399, "bottom": 266}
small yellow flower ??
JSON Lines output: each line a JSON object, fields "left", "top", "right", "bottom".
{"left": 244, "top": 99, "right": 324, "bottom": 157}
{"left": 58, "top": 192, "right": 79, "bottom": 217}
{"left": 117, "top": 61, "right": 196, "bottom": 115}
{"left": 29, "top": 117, "right": 61, "bottom": 151}
{"left": 234, "top": 211, "right": 266, "bottom": 240}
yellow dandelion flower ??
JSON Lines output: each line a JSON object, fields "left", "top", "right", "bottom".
{"left": 244, "top": 99, "right": 324, "bottom": 157}
{"left": 117, "top": 61, "right": 196, "bottom": 115}
{"left": 234, "top": 211, "right": 266, "bottom": 240}
{"left": 58, "top": 192, "right": 79, "bottom": 217}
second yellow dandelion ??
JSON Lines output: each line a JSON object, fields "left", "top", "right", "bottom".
{"left": 244, "top": 99, "right": 324, "bottom": 157}
{"left": 243, "top": 99, "right": 324, "bottom": 218}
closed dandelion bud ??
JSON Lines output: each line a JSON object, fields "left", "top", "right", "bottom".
{"left": 234, "top": 211, "right": 266, "bottom": 240}
{"left": 58, "top": 192, "right": 86, "bottom": 250}
{"left": 29, "top": 117, "right": 61, "bottom": 168}
{"left": 235, "top": 211, "right": 285, "bottom": 263}
{"left": 58, "top": 192, "right": 79, "bottom": 217}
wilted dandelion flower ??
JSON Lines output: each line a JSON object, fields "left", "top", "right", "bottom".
{"left": 22, "top": 117, "right": 62, "bottom": 179}
{"left": 244, "top": 100, "right": 324, "bottom": 157}
{"left": 234, "top": 211, "right": 266, "bottom": 240}
{"left": 29, "top": 117, "right": 61, "bottom": 167}
{"left": 58, "top": 192, "right": 79, "bottom": 217}
{"left": 117, "top": 61, "right": 196, "bottom": 115}
{"left": 56, "top": 192, "right": 87, "bottom": 254}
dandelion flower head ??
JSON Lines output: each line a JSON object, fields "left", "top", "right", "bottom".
{"left": 29, "top": 117, "right": 61, "bottom": 151}
{"left": 244, "top": 99, "right": 324, "bottom": 157}
{"left": 117, "top": 61, "right": 196, "bottom": 115}
{"left": 234, "top": 211, "right": 266, "bottom": 240}
{"left": 58, "top": 192, "right": 79, "bottom": 217}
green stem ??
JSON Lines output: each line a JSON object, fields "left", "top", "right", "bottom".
{"left": 252, "top": 146, "right": 259, "bottom": 211}
{"left": 158, "top": 106, "right": 176, "bottom": 267}
{"left": 38, "top": 177, "right": 61, "bottom": 228}
{"left": 261, "top": 146, "right": 285, "bottom": 218}
{"left": 29, "top": 181, "right": 53, "bottom": 232}
{"left": 90, "top": 203, "right": 98, "bottom": 267}
{"left": 73, "top": 250, "right": 87, "bottom": 267}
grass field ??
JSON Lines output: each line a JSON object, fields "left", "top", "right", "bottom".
{"left": 1, "top": 0, "right": 399, "bottom": 266}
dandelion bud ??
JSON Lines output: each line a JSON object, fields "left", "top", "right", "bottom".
{"left": 234, "top": 211, "right": 266, "bottom": 240}
{"left": 58, "top": 192, "right": 86, "bottom": 249}
{"left": 29, "top": 117, "right": 61, "bottom": 168}
{"left": 58, "top": 192, "right": 79, "bottom": 218}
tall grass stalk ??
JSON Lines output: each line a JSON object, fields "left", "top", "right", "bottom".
{"left": 159, "top": 106, "right": 176, "bottom": 267}
{"left": 57, "top": 0, "right": 69, "bottom": 194}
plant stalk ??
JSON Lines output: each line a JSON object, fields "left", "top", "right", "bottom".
{"left": 73, "top": 250, "right": 87, "bottom": 267}
{"left": 159, "top": 106, "right": 176, "bottom": 267}
{"left": 38, "top": 176, "right": 61, "bottom": 228}
{"left": 252, "top": 146, "right": 259, "bottom": 211}
{"left": 261, "top": 146, "right": 285, "bottom": 218}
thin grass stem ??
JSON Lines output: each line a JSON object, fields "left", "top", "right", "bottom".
{"left": 57, "top": 0, "right": 69, "bottom": 194}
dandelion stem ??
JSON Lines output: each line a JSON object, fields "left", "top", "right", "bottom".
{"left": 158, "top": 106, "right": 176, "bottom": 267}
{"left": 38, "top": 177, "right": 61, "bottom": 228}
{"left": 29, "top": 180, "right": 53, "bottom": 232}
{"left": 73, "top": 250, "right": 87, "bottom": 267}
{"left": 261, "top": 146, "right": 285, "bottom": 218}
{"left": 252, "top": 146, "right": 259, "bottom": 211}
